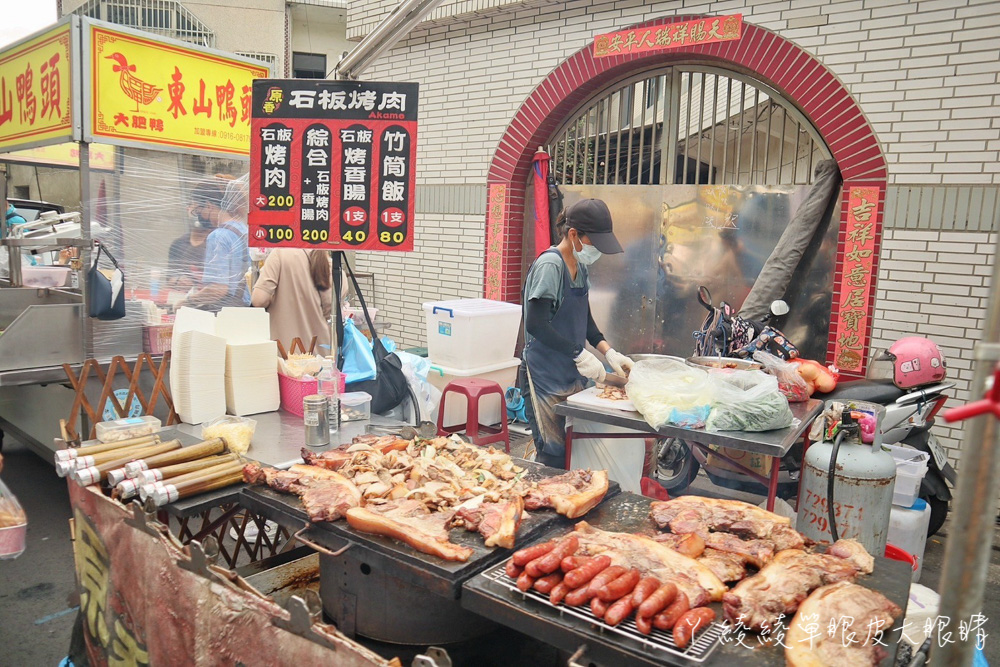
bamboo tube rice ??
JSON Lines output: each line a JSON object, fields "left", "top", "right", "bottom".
{"left": 60, "top": 441, "right": 172, "bottom": 480}
{"left": 149, "top": 466, "right": 246, "bottom": 506}
{"left": 73, "top": 440, "right": 182, "bottom": 486}
{"left": 121, "top": 438, "right": 226, "bottom": 479}
{"left": 54, "top": 434, "right": 160, "bottom": 462}
{"left": 116, "top": 454, "right": 240, "bottom": 501}
{"left": 139, "top": 460, "right": 245, "bottom": 502}
{"left": 55, "top": 437, "right": 162, "bottom": 477}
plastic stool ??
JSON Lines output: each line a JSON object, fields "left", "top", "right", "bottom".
{"left": 437, "top": 378, "right": 510, "bottom": 452}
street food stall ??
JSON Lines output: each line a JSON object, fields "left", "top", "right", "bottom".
{"left": 0, "top": 16, "right": 269, "bottom": 454}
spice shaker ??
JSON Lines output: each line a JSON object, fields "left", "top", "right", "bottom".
{"left": 302, "top": 394, "right": 330, "bottom": 446}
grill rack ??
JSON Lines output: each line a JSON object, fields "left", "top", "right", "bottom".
{"left": 481, "top": 563, "right": 725, "bottom": 663}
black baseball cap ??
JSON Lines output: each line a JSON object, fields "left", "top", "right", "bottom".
{"left": 564, "top": 198, "right": 623, "bottom": 254}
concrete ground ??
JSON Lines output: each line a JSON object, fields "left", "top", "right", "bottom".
{"left": 1, "top": 430, "right": 998, "bottom": 665}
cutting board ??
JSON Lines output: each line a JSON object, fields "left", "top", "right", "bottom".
{"left": 566, "top": 386, "right": 636, "bottom": 412}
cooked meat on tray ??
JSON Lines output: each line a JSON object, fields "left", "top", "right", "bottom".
{"left": 524, "top": 469, "right": 610, "bottom": 519}
{"left": 243, "top": 463, "right": 361, "bottom": 522}
{"left": 596, "top": 385, "right": 629, "bottom": 401}
{"left": 345, "top": 500, "right": 473, "bottom": 562}
{"left": 722, "top": 539, "right": 874, "bottom": 631}
{"left": 572, "top": 521, "right": 728, "bottom": 606}
{"left": 650, "top": 495, "right": 805, "bottom": 552}
{"left": 786, "top": 581, "right": 902, "bottom": 666}
{"left": 696, "top": 548, "right": 749, "bottom": 583}
{"left": 449, "top": 496, "right": 524, "bottom": 549}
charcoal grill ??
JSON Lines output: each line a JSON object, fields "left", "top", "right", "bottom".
{"left": 240, "top": 458, "right": 621, "bottom": 644}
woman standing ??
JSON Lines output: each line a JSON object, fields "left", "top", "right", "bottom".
{"left": 251, "top": 249, "right": 333, "bottom": 349}
{"left": 521, "top": 198, "right": 634, "bottom": 469}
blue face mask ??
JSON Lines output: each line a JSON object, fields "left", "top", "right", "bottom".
{"left": 573, "top": 238, "right": 602, "bottom": 266}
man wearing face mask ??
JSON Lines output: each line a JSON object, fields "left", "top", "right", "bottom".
{"left": 520, "top": 198, "right": 635, "bottom": 469}
{"left": 167, "top": 180, "right": 224, "bottom": 289}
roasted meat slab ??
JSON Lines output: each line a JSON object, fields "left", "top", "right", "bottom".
{"left": 300, "top": 436, "right": 410, "bottom": 471}
{"left": 243, "top": 463, "right": 361, "bottom": 522}
{"left": 449, "top": 496, "right": 524, "bottom": 549}
{"left": 649, "top": 496, "right": 805, "bottom": 551}
{"left": 345, "top": 500, "right": 473, "bottom": 562}
{"left": 722, "top": 539, "right": 874, "bottom": 631}
{"left": 786, "top": 581, "right": 902, "bottom": 666}
{"left": 524, "top": 469, "right": 609, "bottom": 519}
{"left": 571, "top": 521, "right": 727, "bottom": 606}
{"left": 697, "top": 548, "right": 748, "bottom": 583}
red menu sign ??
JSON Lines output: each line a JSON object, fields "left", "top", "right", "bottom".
{"left": 248, "top": 79, "right": 418, "bottom": 251}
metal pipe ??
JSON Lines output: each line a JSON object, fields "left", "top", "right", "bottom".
{"left": 930, "top": 233, "right": 1000, "bottom": 666}
{"left": 336, "top": 0, "right": 446, "bottom": 80}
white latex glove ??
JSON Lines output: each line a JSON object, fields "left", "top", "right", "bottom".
{"left": 574, "top": 349, "right": 606, "bottom": 383}
{"left": 605, "top": 348, "right": 635, "bottom": 375}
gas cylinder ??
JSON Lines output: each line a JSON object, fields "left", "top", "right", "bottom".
{"left": 797, "top": 401, "right": 897, "bottom": 555}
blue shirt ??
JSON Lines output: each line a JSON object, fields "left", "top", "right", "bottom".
{"left": 202, "top": 219, "right": 250, "bottom": 306}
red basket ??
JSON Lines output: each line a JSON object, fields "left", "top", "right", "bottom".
{"left": 278, "top": 373, "right": 318, "bottom": 417}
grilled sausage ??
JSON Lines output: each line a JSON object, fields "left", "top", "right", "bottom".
{"left": 652, "top": 592, "right": 690, "bottom": 631}
{"left": 563, "top": 555, "right": 612, "bottom": 589}
{"left": 673, "top": 607, "right": 716, "bottom": 649}
{"left": 532, "top": 571, "right": 563, "bottom": 595}
{"left": 590, "top": 596, "right": 609, "bottom": 619}
{"left": 604, "top": 596, "right": 635, "bottom": 627}
{"left": 516, "top": 571, "right": 537, "bottom": 592}
{"left": 637, "top": 582, "right": 678, "bottom": 619}
{"left": 512, "top": 541, "right": 555, "bottom": 566}
{"left": 596, "top": 569, "right": 640, "bottom": 602}
{"left": 549, "top": 580, "right": 572, "bottom": 606}
{"left": 631, "top": 576, "right": 662, "bottom": 607}
{"left": 585, "top": 565, "right": 627, "bottom": 596}
{"left": 505, "top": 560, "right": 524, "bottom": 579}
{"left": 636, "top": 614, "right": 654, "bottom": 635}
{"left": 564, "top": 582, "right": 597, "bottom": 607}
{"left": 560, "top": 556, "right": 595, "bottom": 572}
{"left": 528, "top": 535, "right": 579, "bottom": 576}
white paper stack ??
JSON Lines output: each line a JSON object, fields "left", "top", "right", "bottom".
{"left": 218, "top": 308, "right": 280, "bottom": 416}
{"left": 170, "top": 308, "right": 227, "bottom": 424}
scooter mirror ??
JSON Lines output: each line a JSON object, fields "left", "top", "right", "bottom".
{"left": 770, "top": 300, "right": 790, "bottom": 317}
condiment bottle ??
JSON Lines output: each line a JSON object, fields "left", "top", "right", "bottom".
{"left": 302, "top": 395, "right": 330, "bottom": 446}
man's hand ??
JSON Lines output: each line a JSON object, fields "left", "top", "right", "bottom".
{"left": 605, "top": 348, "right": 635, "bottom": 376}
{"left": 574, "top": 349, "right": 606, "bottom": 383}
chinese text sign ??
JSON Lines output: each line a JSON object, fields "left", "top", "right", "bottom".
{"left": 248, "top": 79, "right": 418, "bottom": 252}
{"left": 88, "top": 24, "right": 269, "bottom": 156}
{"left": 593, "top": 15, "right": 742, "bottom": 58}
{"left": 834, "top": 186, "right": 881, "bottom": 373}
{"left": 0, "top": 21, "right": 75, "bottom": 152}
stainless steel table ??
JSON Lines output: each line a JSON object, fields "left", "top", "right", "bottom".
{"left": 554, "top": 398, "right": 824, "bottom": 511}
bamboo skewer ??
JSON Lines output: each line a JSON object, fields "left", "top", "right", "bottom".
{"left": 55, "top": 437, "right": 163, "bottom": 477}
{"left": 54, "top": 434, "right": 160, "bottom": 462}
{"left": 73, "top": 440, "right": 182, "bottom": 486}
{"left": 121, "top": 438, "right": 226, "bottom": 478}
{"left": 150, "top": 468, "right": 246, "bottom": 506}
{"left": 138, "top": 460, "right": 246, "bottom": 502}
{"left": 115, "top": 454, "right": 241, "bottom": 501}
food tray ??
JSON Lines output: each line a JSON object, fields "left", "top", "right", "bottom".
{"left": 480, "top": 561, "right": 725, "bottom": 663}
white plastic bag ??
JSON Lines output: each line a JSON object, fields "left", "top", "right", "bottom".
{"left": 202, "top": 415, "right": 257, "bottom": 455}
{"left": 627, "top": 358, "right": 714, "bottom": 428}
{"left": 705, "top": 369, "right": 793, "bottom": 432}
{"left": 753, "top": 350, "right": 811, "bottom": 402}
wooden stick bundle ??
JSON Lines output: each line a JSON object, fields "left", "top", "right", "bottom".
{"left": 73, "top": 440, "right": 182, "bottom": 486}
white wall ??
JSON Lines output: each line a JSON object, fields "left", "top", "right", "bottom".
{"left": 292, "top": 3, "right": 352, "bottom": 75}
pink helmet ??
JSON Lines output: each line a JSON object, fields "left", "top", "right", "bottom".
{"left": 886, "top": 336, "right": 946, "bottom": 388}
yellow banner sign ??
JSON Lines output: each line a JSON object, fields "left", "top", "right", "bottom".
{"left": 88, "top": 24, "right": 269, "bottom": 156}
{"left": 0, "top": 22, "right": 75, "bottom": 152}
{"left": 2, "top": 142, "right": 116, "bottom": 171}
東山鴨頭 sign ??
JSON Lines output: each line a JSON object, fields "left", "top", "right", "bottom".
{"left": 248, "top": 79, "right": 418, "bottom": 252}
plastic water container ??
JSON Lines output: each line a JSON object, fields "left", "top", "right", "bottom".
{"left": 884, "top": 444, "right": 930, "bottom": 507}
{"left": 423, "top": 299, "right": 522, "bottom": 370}
{"left": 428, "top": 358, "right": 520, "bottom": 427}
{"left": 887, "top": 498, "right": 931, "bottom": 582}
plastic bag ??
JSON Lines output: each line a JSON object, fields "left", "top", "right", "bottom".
{"left": 0, "top": 475, "right": 27, "bottom": 559}
{"left": 627, "top": 358, "right": 714, "bottom": 428}
{"left": 705, "top": 369, "right": 793, "bottom": 432}
{"left": 279, "top": 353, "right": 324, "bottom": 379}
{"left": 395, "top": 350, "right": 441, "bottom": 423}
{"left": 754, "top": 350, "right": 811, "bottom": 402}
{"left": 202, "top": 415, "right": 257, "bottom": 455}
{"left": 341, "top": 318, "right": 377, "bottom": 384}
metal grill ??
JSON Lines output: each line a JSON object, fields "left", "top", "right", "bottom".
{"left": 74, "top": 0, "right": 217, "bottom": 47}
{"left": 482, "top": 562, "right": 725, "bottom": 663}
{"left": 551, "top": 67, "right": 831, "bottom": 186}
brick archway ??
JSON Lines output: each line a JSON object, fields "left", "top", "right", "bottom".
{"left": 484, "top": 16, "right": 887, "bottom": 370}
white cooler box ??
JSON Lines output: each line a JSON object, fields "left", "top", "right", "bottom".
{"left": 428, "top": 358, "right": 520, "bottom": 428}
{"left": 423, "top": 298, "right": 522, "bottom": 370}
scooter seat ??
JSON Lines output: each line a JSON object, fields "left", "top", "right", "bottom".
{"left": 822, "top": 378, "right": 906, "bottom": 404}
